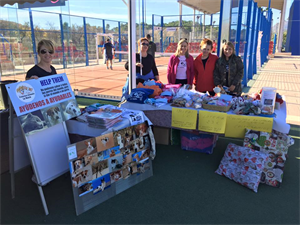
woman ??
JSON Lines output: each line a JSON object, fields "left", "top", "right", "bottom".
{"left": 193, "top": 38, "right": 218, "bottom": 96}
{"left": 125, "top": 37, "right": 159, "bottom": 84}
{"left": 213, "top": 41, "right": 244, "bottom": 96}
{"left": 167, "top": 38, "right": 194, "bottom": 86}
{"left": 26, "top": 39, "right": 57, "bottom": 80}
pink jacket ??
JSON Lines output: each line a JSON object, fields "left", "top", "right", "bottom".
{"left": 167, "top": 54, "right": 194, "bottom": 85}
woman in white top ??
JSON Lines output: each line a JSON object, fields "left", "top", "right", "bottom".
{"left": 167, "top": 38, "right": 194, "bottom": 86}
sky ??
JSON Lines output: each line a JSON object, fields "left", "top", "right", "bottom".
{"left": 1, "top": 0, "right": 292, "bottom": 30}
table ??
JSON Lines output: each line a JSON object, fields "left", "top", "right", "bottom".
{"left": 120, "top": 101, "right": 290, "bottom": 134}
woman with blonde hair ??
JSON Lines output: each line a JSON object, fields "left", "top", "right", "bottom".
{"left": 213, "top": 41, "right": 244, "bottom": 96}
{"left": 167, "top": 38, "right": 194, "bottom": 86}
{"left": 193, "top": 38, "right": 218, "bottom": 95}
{"left": 125, "top": 37, "right": 159, "bottom": 84}
{"left": 26, "top": 39, "right": 57, "bottom": 80}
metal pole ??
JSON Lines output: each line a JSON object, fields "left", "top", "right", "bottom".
{"left": 179, "top": 3, "right": 182, "bottom": 40}
{"left": 202, "top": 12, "right": 205, "bottom": 39}
{"left": 217, "top": 0, "right": 224, "bottom": 56}
{"left": 235, "top": 0, "right": 244, "bottom": 56}
{"left": 142, "top": 0, "right": 145, "bottom": 37}
{"left": 128, "top": 0, "right": 137, "bottom": 93}
{"left": 278, "top": 0, "right": 287, "bottom": 52}
{"left": 8, "top": 96, "right": 15, "bottom": 199}
{"left": 83, "top": 17, "right": 89, "bottom": 66}
{"left": 29, "top": 8, "right": 37, "bottom": 65}
{"left": 59, "top": 14, "right": 66, "bottom": 69}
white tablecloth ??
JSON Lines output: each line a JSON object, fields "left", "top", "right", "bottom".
{"left": 120, "top": 101, "right": 290, "bottom": 134}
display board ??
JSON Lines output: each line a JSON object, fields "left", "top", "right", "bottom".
{"left": 67, "top": 121, "right": 156, "bottom": 215}
{"left": 5, "top": 74, "right": 81, "bottom": 214}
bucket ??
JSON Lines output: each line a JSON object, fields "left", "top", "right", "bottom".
{"left": 0, "top": 80, "right": 18, "bottom": 109}
{"left": 261, "top": 87, "right": 277, "bottom": 114}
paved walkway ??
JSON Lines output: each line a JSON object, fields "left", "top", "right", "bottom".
{"left": 244, "top": 53, "right": 300, "bottom": 125}
{"left": 1, "top": 53, "right": 299, "bottom": 125}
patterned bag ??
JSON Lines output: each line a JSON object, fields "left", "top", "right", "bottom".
{"left": 215, "top": 143, "right": 268, "bottom": 193}
{"left": 243, "top": 129, "right": 294, "bottom": 187}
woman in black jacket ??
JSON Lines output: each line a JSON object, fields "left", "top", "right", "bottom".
{"left": 213, "top": 41, "right": 244, "bottom": 96}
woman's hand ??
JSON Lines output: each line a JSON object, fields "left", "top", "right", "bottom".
{"left": 136, "top": 63, "right": 143, "bottom": 68}
{"left": 228, "top": 85, "right": 235, "bottom": 92}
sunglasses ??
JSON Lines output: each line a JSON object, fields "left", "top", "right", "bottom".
{"left": 141, "top": 43, "right": 149, "bottom": 46}
{"left": 180, "top": 38, "right": 188, "bottom": 42}
{"left": 40, "top": 49, "right": 54, "bottom": 54}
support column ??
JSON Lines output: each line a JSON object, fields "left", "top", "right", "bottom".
{"left": 29, "top": 9, "right": 37, "bottom": 65}
{"left": 277, "top": 0, "right": 287, "bottom": 52}
{"left": 128, "top": 0, "right": 137, "bottom": 92}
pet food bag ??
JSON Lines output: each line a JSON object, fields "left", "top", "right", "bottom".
{"left": 181, "top": 130, "right": 217, "bottom": 154}
{"left": 261, "top": 87, "right": 276, "bottom": 114}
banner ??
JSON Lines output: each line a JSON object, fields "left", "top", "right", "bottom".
{"left": 18, "top": 0, "right": 65, "bottom": 9}
{"left": 5, "top": 73, "right": 80, "bottom": 135}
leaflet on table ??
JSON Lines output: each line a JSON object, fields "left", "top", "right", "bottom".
{"left": 122, "top": 109, "right": 147, "bottom": 126}
{"left": 5, "top": 73, "right": 81, "bottom": 136}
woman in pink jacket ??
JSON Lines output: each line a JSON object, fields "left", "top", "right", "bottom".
{"left": 167, "top": 38, "right": 194, "bottom": 86}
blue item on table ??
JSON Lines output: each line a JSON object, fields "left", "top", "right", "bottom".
{"left": 127, "top": 88, "right": 154, "bottom": 104}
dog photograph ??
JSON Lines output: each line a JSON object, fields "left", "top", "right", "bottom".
{"left": 76, "top": 138, "right": 97, "bottom": 159}
{"left": 133, "top": 122, "right": 149, "bottom": 138}
{"left": 143, "top": 135, "right": 151, "bottom": 150}
{"left": 78, "top": 181, "right": 93, "bottom": 197}
{"left": 108, "top": 146, "right": 121, "bottom": 158}
{"left": 110, "top": 170, "right": 123, "bottom": 183}
{"left": 41, "top": 104, "right": 64, "bottom": 127}
{"left": 84, "top": 153, "right": 98, "bottom": 167}
{"left": 122, "top": 162, "right": 137, "bottom": 179}
{"left": 115, "top": 127, "right": 134, "bottom": 148}
{"left": 71, "top": 165, "right": 92, "bottom": 188}
{"left": 123, "top": 152, "right": 133, "bottom": 165}
{"left": 71, "top": 158, "right": 84, "bottom": 173}
{"left": 97, "top": 150, "right": 109, "bottom": 161}
{"left": 92, "top": 174, "right": 111, "bottom": 194}
{"left": 18, "top": 111, "right": 48, "bottom": 135}
{"left": 113, "top": 132, "right": 125, "bottom": 149}
{"left": 109, "top": 155, "right": 123, "bottom": 172}
{"left": 61, "top": 99, "right": 81, "bottom": 120}
{"left": 96, "top": 132, "right": 114, "bottom": 152}
{"left": 92, "top": 159, "right": 109, "bottom": 180}
{"left": 137, "top": 159, "right": 151, "bottom": 174}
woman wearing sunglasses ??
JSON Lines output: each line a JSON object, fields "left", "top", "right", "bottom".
{"left": 26, "top": 39, "right": 57, "bottom": 80}
{"left": 167, "top": 38, "right": 194, "bottom": 87}
{"left": 125, "top": 37, "right": 159, "bottom": 84}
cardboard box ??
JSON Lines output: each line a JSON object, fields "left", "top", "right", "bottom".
{"left": 153, "top": 126, "right": 170, "bottom": 145}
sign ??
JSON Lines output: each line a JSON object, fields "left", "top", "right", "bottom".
{"left": 166, "top": 27, "right": 177, "bottom": 32}
{"left": 18, "top": 0, "right": 65, "bottom": 9}
{"left": 198, "top": 111, "right": 227, "bottom": 134}
{"left": 225, "top": 114, "right": 273, "bottom": 138}
{"left": 154, "top": 26, "right": 162, "bottom": 31}
{"left": 171, "top": 108, "right": 197, "bottom": 130}
{"left": 6, "top": 73, "right": 80, "bottom": 135}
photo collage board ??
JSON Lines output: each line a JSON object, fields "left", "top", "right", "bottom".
{"left": 67, "top": 121, "right": 155, "bottom": 197}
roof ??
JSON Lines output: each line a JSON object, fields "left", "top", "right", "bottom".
{"left": 178, "top": 0, "right": 285, "bottom": 14}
